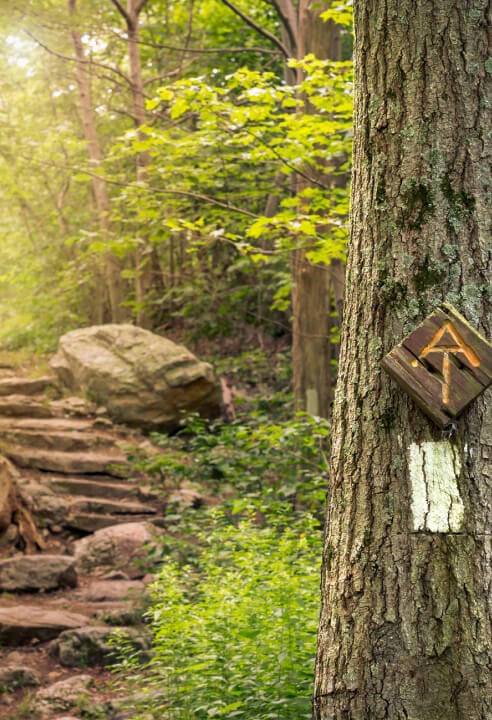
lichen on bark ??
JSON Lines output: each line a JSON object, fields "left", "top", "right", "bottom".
{"left": 313, "top": 0, "right": 492, "bottom": 718}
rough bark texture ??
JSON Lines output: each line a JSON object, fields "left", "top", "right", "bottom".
{"left": 313, "top": 1, "right": 491, "bottom": 718}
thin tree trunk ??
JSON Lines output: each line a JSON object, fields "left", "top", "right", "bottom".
{"left": 313, "top": 1, "right": 492, "bottom": 717}
{"left": 292, "top": 3, "right": 342, "bottom": 417}
{"left": 111, "top": 0, "right": 159, "bottom": 329}
{"left": 68, "top": 0, "right": 127, "bottom": 323}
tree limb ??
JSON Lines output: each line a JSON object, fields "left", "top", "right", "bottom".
{"left": 136, "top": 0, "right": 149, "bottom": 14}
{"left": 138, "top": 38, "right": 282, "bottom": 56}
{"left": 110, "top": 0, "right": 133, "bottom": 28}
{"left": 264, "top": 0, "right": 298, "bottom": 54}
{"left": 219, "top": 0, "right": 290, "bottom": 58}
{"left": 24, "top": 30, "right": 131, "bottom": 87}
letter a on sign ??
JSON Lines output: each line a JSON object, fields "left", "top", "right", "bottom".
{"left": 382, "top": 304, "right": 492, "bottom": 428}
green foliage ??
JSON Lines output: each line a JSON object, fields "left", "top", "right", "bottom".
{"left": 107, "top": 54, "right": 352, "bottom": 332}
{"left": 0, "top": 1, "right": 353, "bottom": 349}
{"left": 119, "top": 376, "right": 330, "bottom": 719}
{"left": 117, "top": 514, "right": 321, "bottom": 720}
{"left": 146, "top": 409, "right": 329, "bottom": 521}
{"left": 321, "top": 0, "right": 354, "bottom": 29}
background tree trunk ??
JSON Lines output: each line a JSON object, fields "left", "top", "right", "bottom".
{"left": 69, "top": 0, "right": 127, "bottom": 323}
{"left": 313, "top": 1, "right": 491, "bottom": 718}
{"left": 292, "top": 2, "right": 343, "bottom": 418}
{"left": 112, "top": 0, "right": 156, "bottom": 329}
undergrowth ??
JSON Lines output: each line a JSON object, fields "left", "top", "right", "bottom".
{"left": 116, "top": 396, "right": 330, "bottom": 719}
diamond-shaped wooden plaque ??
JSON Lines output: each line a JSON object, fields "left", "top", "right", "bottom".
{"left": 382, "top": 304, "right": 492, "bottom": 428}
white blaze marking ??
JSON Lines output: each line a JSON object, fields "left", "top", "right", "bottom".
{"left": 408, "top": 441, "right": 464, "bottom": 532}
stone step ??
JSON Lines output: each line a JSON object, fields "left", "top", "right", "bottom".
{"left": 0, "top": 427, "right": 119, "bottom": 453}
{"left": 0, "top": 606, "right": 90, "bottom": 645}
{"left": 0, "top": 394, "right": 100, "bottom": 420}
{"left": 47, "top": 475, "right": 143, "bottom": 500}
{"left": 0, "top": 554, "right": 78, "bottom": 591}
{"left": 65, "top": 512, "right": 159, "bottom": 533}
{"left": 69, "top": 496, "right": 156, "bottom": 516}
{"left": 0, "top": 416, "right": 99, "bottom": 432}
{"left": 0, "top": 394, "right": 55, "bottom": 418}
{"left": 1, "top": 444, "right": 130, "bottom": 477}
{"left": 0, "top": 376, "right": 58, "bottom": 397}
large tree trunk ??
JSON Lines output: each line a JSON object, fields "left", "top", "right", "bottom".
{"left": 68, "top": 0, "right": 127, "bottom": 323}
{"left": 313, "top": 1, "right": 491, "bottom": 718}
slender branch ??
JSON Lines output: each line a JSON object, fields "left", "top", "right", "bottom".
{"left": 138, "top": 39, "right": 282, "bottom": 56}
{"left": 219, "top": 0, "right": 290, "bottom": 58}
{"left": 136, "top": 0, "right": 149, "bottom": 14}
{"left": 110, "top": 0, "right": 133, "bottom": 29}
{"left": 264, "top": 0, "right": 298, "bottom": 54}
{"left": 178, "top": 0, "right": 195, "bottom": 76}
{"left": 15, "top": 152, "right": 261, "bottom": 220}
{"left": 217, "top": 121, "right": 330, "bottom": 190}
{"left": 143, "top": 64, "right": 192, "bottom": 87}
{"left": 155, "top": 188, "right": 259, "bottom": 218}
{"left": 24, "top": 30, "right": 131, "bottom": 87}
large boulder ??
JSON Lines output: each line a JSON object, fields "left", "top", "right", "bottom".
{"left": 50, "top": 324, "right": 221, "bottom": 431}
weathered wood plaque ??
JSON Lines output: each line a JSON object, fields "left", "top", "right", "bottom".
{"left": 382, "top": 304, "right": 492, "bottom": 428}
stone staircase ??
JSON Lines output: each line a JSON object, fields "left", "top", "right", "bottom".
{"left": 0, "top": 373, "right": 162, "bottom": 537}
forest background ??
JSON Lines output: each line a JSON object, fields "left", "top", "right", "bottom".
{"left": 0, "top": 2, "right": 353, "bottom": 719}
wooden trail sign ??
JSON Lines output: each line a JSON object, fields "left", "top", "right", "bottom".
{"left": 382, "top": 304, "right": 492, "bottom": 428}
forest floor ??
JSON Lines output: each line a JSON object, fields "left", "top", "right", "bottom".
{"left": 0, "top": 339, "right": 295, "bottom": 720}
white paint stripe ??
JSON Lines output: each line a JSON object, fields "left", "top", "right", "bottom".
{"left": 408, "top": 441, "right": 464, "bottom": 533}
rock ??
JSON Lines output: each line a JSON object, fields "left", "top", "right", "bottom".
{"left": 51, "top": 626, "right": 151, "bottom": 667}
{"left": 50, "top": 324, "right": 221, "bottom": 431}
{"left": 1, "top": 524, "right": 19, "bottom": 546}
{"left": 3, "top": 446, "right": 129, "bottom": 477}
{"left": 168, "top": 484, "right": 207, "bottom": 511}
{"left": 0, "top": 554, "right": 77, "bottom": 592}
{"left": 73, "top": 521, "right": 159, "bottom": 578}
{"left": 0, "top": 607, "right": 89, "bottom": 644}
{"left": 33, "top": 674, "right": 92, "bottom": 714}
{"left": 65, "top": 513, "right": 151, "bottom": 534}
{"left": 49, "top": 396, "right": 98, "bottom": 417}
{"left": 0, "top": 395, "right": 55, "bottom": 418}
{"left": 0, "top": 376, "right": 56, "bottom": 397}
{"left": 95, "top": 605, "right": 143, "bottom": 627}
{"left": 47, "top": 476, "right": 142, "bottom": 501}
{"left": 0, "top": 665, "right": 40, "bottom": 690}
{"left": 16, "top": 475, "right": 68, "bottom": 527}
{"left": 81, "top": 579, "right": 145, "bottom": 602}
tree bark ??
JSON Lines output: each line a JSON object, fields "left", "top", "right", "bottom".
{"left": 313, "top": 1, "right": 491, "bottom": 718}
{"left": 112, "top": 0, "right": 156, "bottom": 329}
{"left": 68, "top": 0, "right": 127, "bottom": 323}
{"left": 292, "top": 2, "right": 343, "bottom": 417}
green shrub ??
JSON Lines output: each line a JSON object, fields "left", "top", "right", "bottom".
{"left": 145, "top": 411, "right": 330, "bottom": 520}
{"left": 122, "top": 513, "right": 321, "bottom": 719}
